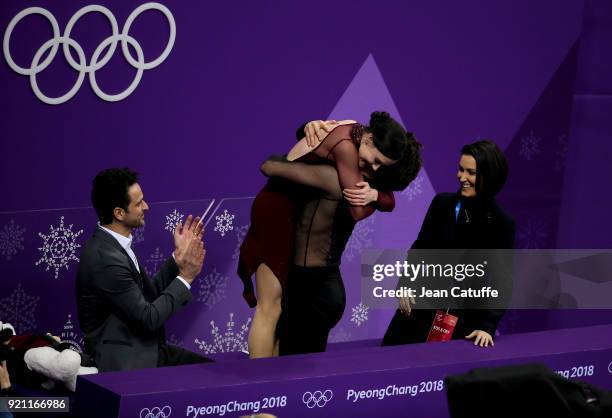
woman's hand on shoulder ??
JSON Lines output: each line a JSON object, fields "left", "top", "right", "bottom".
{"left": 304, "top": 120, "right": 338, "bottom": 147}
{"left": 343, "top": 181, "right": 378, "bottom": 206}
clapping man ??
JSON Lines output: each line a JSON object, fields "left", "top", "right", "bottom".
{"left": 76, "top": 168, "right": 210, "bottom": 372}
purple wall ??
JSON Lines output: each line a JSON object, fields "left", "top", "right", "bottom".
{"left": 0, "top": 0, "right": 584, "bottom": 210}
{"left": 549, "top": 0, "right": 612, "bottom": 329}
{"left": 1, "top": 0, "right": 610, "bottom": 354}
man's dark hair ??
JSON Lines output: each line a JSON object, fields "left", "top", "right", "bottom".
{"left": 460, "top": 140, "right": 508, "bottom": 197}
{"left": 91, "top": 168, "right": 138, "bottom": 224}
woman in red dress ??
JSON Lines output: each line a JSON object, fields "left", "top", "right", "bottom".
{"left": 239, "top": 111, "right": 421, "bottom": 358}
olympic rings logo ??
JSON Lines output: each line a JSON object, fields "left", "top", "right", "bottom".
{"left": 2, "top": 2, "right": 175, "bottom": 105}
{"left": 302, "top": 389, "right": 333, "bottom": 408}
{"left": 139, "top": 406, "right": 171, "bottom": 418}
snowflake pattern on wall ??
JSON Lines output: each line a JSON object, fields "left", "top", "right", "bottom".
{"left": 59, "top": 314, "right": 84, "bottom": 353}
{"left": 232, "top": 224, "right": 250, "bottom": 260}
{"left": 400, "top": 174, "right": 424, "bottom": 200}
{"left": 0, "top": 284, "right": 40, "bottom": 333}
{"left": 518, "top": 217, "right": 549, "bottom": 249}
{"left": 343, "top": 214, "right": 376, "bottom": 261}
{"left": 554, "top": 134, "right": 569, "bottom": 172}
{"left": 214, "top": 209, "right": 235, "bottom": 237}
{"left": 0, "top": 219, "right": 26, "bottom": 260}
{"left": 350, "top": 302, "right": 369, "bottom": 327}
{"left": 194, "top": 313, "right": 251, "bottom": 354}
{"left": 35, "top": 216, "right": 83, "bottom": 279}
{"left": 197, "top": 268, "right": 228, "bottom": 308}
{"left": 164, "top": 209, "right": 184, "bottom": 232}
{"left": 519, "top": 131, "right": 542, "bottom": 161}
{"left": 144, "top": 247, "right": 165, "bottom": 277}
{"left": 328, "top": 326, "right": 352, "bottom": 343}
{"left": 132, "top": 225, "right": 145, "bottom": 245}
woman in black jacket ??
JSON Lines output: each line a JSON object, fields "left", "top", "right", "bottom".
{"left": 382, "top": 140, "right": 514, "bottom": 348}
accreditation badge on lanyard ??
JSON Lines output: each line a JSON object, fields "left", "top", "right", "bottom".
{"left": 427, "top": 309, "right": 458, "bottom": 342}
{"left": 425, "top": 200, "right": 463, "bottom": 342}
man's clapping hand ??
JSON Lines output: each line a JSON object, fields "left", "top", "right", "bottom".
{"left": 173, "top": 214, "right": 206, "bottom": 283}
{"left": 173, "top": 215, "right": 203, "bottom": 252}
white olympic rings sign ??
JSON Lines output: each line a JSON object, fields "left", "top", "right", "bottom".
{"left": 140, "top": 405, "right": 171, "bottom": 418}
{"left": 3, "top": 2, "right": 175, "bottom": 104}
{"left": 302, "top": 389, "right": 334, "bottom": 408}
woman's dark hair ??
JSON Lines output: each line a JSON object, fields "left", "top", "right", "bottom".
{"left": 91, "top": 168, "right": 138, "bottom": 224}
{"left": 369, "top": 111, "right": 408, "bottom": 161}
{"left": 460, "top": 140, "right": 508, "bottom": 197}
{"left": 367, "top": 111, "right": 423, "bottom": 191}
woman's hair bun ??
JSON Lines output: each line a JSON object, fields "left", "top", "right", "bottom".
{"left": 369, "top": 111, "right": 391, "bottom": 127}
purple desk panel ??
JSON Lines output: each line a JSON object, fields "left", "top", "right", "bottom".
{"left": 76, "top": 324, "right": 612, "bottom": 418}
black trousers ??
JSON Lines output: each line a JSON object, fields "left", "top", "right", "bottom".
{"left": 382, "top": 309, "right": 437, "bottom": 346}
{"left": 157, "top": 344, "right": 212, "bottom": 367}
{"left": 278, "top": 265, "right": 346, "bottom": 355}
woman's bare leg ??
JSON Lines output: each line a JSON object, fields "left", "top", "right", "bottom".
{"left": 248, "top": 263, "right": 282, "bottom": 358}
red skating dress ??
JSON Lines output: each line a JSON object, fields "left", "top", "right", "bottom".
{"left": 237, "top": 124, "right": 395, "bottom": 307}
